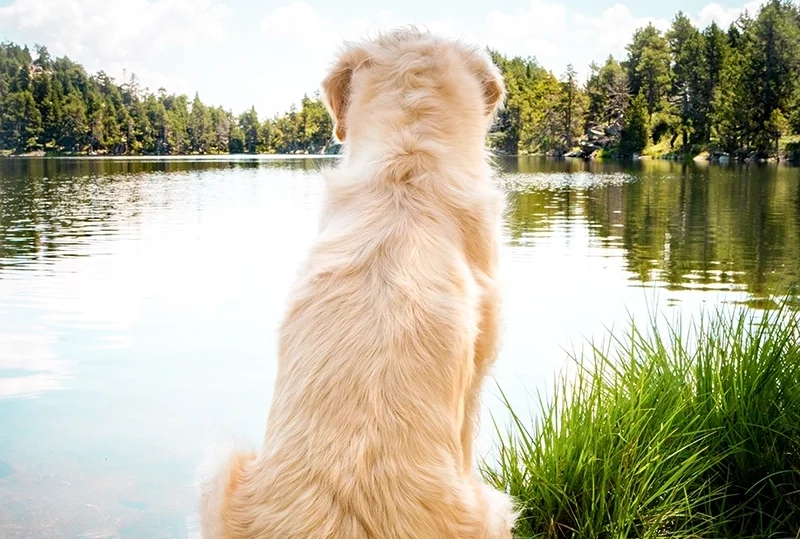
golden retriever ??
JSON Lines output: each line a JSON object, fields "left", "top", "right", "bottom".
{"left": 199, "top": 27, "right": 516, "bottom": 539}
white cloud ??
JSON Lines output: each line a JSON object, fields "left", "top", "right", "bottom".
{"left": 261, "top": 1, "right": 327, "bottom": 41}
{"left": 260, "top": 3, "right": 454, "bottom": 50}
{"left": 0, "top": 332, "right": 68, "bottom": 399}
{"left": 693, "top": 0, "right": 763, "bottom": 28}
{"left": 255, "top": 2, "right": 458, "bottom": 115}
{"left": 0, "top": 0, "right": 228, "bottom": 92}
{"left": 486, "top": 1, "right": 669, "bottom": 79}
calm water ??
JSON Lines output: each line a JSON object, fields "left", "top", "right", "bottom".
{"left": 0, "top": 156, "right": 798, "bottom": 538}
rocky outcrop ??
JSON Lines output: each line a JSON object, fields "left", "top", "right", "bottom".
{"left": 566, "top": 117, "right": 624, "bottom": 159}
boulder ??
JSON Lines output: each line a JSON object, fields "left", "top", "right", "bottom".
{"left": 588, "top": 127, "right": 605, "bottom": 141}
{"left": 605, "top": 122, "right": 622, "bottom": 137}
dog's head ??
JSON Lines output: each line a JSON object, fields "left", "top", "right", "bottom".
{"left": 321, "top": 28, "right": 505, "bottom": 144}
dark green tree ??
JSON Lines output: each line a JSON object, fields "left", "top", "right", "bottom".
{"left": 188, "top": 93, "right": 213, "bottom": 153}
{"left": 620, "top": 93, "right": 650, "bottom": 156}
{"left": 238, "top": 106, "right": 260, "bottom": 153}
{"left": 700, "top": 22, "right": 730, "bottom": 143}
{"left": 626, "top": 24, "right": 672, "bottom": 116}
{"left": 668, "top": 12, "right": 707, "bottom": 147}
{"left": 1, "top": 90, "right": 42, "bottom": 151}
{"left": 58, "top": 91, "right": 87, "bottom": 152}
{"left": 228, "top": 123, "right": 245, "bottom": 153}
{"left": 741, "top": 0, "right": 800, "bottom": 154}
{"left": 560, "top": 64, "right": 579, "bottom": 149}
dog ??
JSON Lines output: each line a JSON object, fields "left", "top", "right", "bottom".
{"left": 199, "top": 27, "right": 516, "bottom": 539}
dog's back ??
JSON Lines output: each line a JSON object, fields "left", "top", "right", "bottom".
{"left": 200, "top": 28, "right": 515, "bottom": 539}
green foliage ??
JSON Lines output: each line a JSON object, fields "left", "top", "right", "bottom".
{"left": 488, "top": 51, "right": 586, "bottom": 155}
{"left": 494, "top": 0, "right": 798, "bottom": 159}
{"left": 619, "top": 94, "right": 649, "bottom": 156}
{"left": 484, "top": 301, "right": 800, "bottom": 538}
{"left": 558, "top": 65, "right": 588, "bottom": 151}
{"left": 626, "top": 24, "right": 671, "bottom": 116}
{"left": 59, "top": 91, "right": 86, "bottom": 152}
{"left": 585, "top": 56, "right": 628, "bottom": 128}
{"left": 188, "top": 93, "right": 213, "bottom": 153}
{"left": 237, "top": 106, "right": 261, "bottom": 153}
{"left": 264, "top": 93, "right": 335, "bottom": 154}
{"left": 612, "top": 1, "right": 799, "bottom": 158}
{"left": 701, "top": 22, "right": 729, "bottom": 143}
{"left": 228, "top": 123, "right": 245, "bottom": 154}
{"left": 786, "top": 139, "right": 800, "bottom": 160}
{"left": 712, "top": 41, "right": 748, "bottom": 154}
{"left": 740, "top": 0, "right": 800, "bottom": 155}
{"left": 792, "top": 106, "right": 800, "bottom": 135}
{"left": 0, "top": 42, "right": 336, "bottom": 155}
{"left": 668, "top": 12, "right": 707, "bottom": 146}
{"left": 1, "top": 90, "right": 42, "bottom": 151}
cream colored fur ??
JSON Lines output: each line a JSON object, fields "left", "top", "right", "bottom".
{"left": 199, "top": 28, "right": 516, "bottom": 539}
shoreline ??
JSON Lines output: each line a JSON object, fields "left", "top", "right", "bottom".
{"left": 0, "top": 152, "right": 339, "bottom": 160}
{"left": 2, "top": 152, "right": 798, "bottom": 165}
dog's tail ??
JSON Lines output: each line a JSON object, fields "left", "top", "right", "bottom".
{"left": 478, "top": 482, "right": 518, "bottom": 539}
{"left": 196, "top": 439, "right": 257, "bottom": 539}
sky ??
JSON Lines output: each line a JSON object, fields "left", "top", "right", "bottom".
{"left": 0, "top": 0, "right": 765, "bottom": 117}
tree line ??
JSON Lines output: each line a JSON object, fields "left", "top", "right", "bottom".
{"left": 494, "top": 0, "right": 800, "bottom": 158}
{"left": 0, "top": 45, "right": 333, "bottom": 156}
{"left": 1, "top": 0, "right": 799, "bottom": 158}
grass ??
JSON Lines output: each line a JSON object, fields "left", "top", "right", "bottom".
{"left": 483, "top": 301, "right": 800, "bottom": 538}
{"left": 641, "top": 137, "right": 674, "bottom": 158}
{"left": 780, "top": 136, "right": 800, "bottom": 162}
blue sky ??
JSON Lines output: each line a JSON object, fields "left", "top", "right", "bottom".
{"left": 0, "top": 0, "right": 763, "bottom": 117}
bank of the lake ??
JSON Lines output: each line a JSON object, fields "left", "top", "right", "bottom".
{"left": 485, "top": 301, "right": 800, "bottom": 538}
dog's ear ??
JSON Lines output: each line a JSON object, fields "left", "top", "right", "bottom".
{"left": 468, "top": 50, "right": 506, "bottom": 117}
{"left": 321, "top": 44, "right": 369, "bottom": 143}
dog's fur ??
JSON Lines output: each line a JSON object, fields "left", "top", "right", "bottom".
{"left": 199, "top": 28, "right": 516, "bottom": 539}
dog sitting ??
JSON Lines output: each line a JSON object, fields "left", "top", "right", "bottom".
{"left": 199, "top": 28, "right": 516, "bottom": 539}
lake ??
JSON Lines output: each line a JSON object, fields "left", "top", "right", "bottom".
{"left": 0, "top": 156, "right": 798, "bottom": 538}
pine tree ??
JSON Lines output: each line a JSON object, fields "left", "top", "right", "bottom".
{"left": 668, "top": 13, "right": 707, "bottom": 148}
{"left": 701, "top": 22, "right": 730, "bottom": 144}
{"left": 741, "top": 0, "right": 800, "bottom": 155}
{"left": 561, "top": 64, "right": 579, "bottom": 150}
{"left": 59, "top": 91, "right": 86, "bottom": 152}
{"left": 238, "top": 107, "right": 260, "bottom": 153}
{"left": 188, "top": 93, "right": 213, "bottom": 153}
{"left": 1, "top": 91, "right": 42, "bottom": 152}
{"left": 163, "top": 93, "right": 190, "bottom": 154}
{"left": 712, "top": 39, "right": 749, "bottom": 154}
{"left": 586, "top": 56, "right": 629, "bottom": 129}
{"left": 228, "top": 123, "right": 245, "bottom": 154}
{"left": 620, "top": 94, "right": 650, "bottom": 156}
{"left": 626, "top": 25, "right": 672, "bottom": 115}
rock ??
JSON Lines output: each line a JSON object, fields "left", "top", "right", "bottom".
{"left": 588, "top": 127, "right": 605, "bottom": 141}
{"left": 605, "top": 124, "right": 621, "bottom": 137}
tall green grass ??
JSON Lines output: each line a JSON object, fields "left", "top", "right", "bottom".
{"left": 484, "top": 303, "right": 800, "bottom": 538}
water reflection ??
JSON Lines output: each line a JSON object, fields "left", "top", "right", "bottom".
{"left": 0, "top": 333, "right": 67, "bottom": 399}
{"left": 0, "top": 157, "right": 330, "bottom": 270}
{"left": 500, "top": 157, "right": 800, "bottom": 295}
{"left": 3, "top": 156, "right": 796, "bottom": 296}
